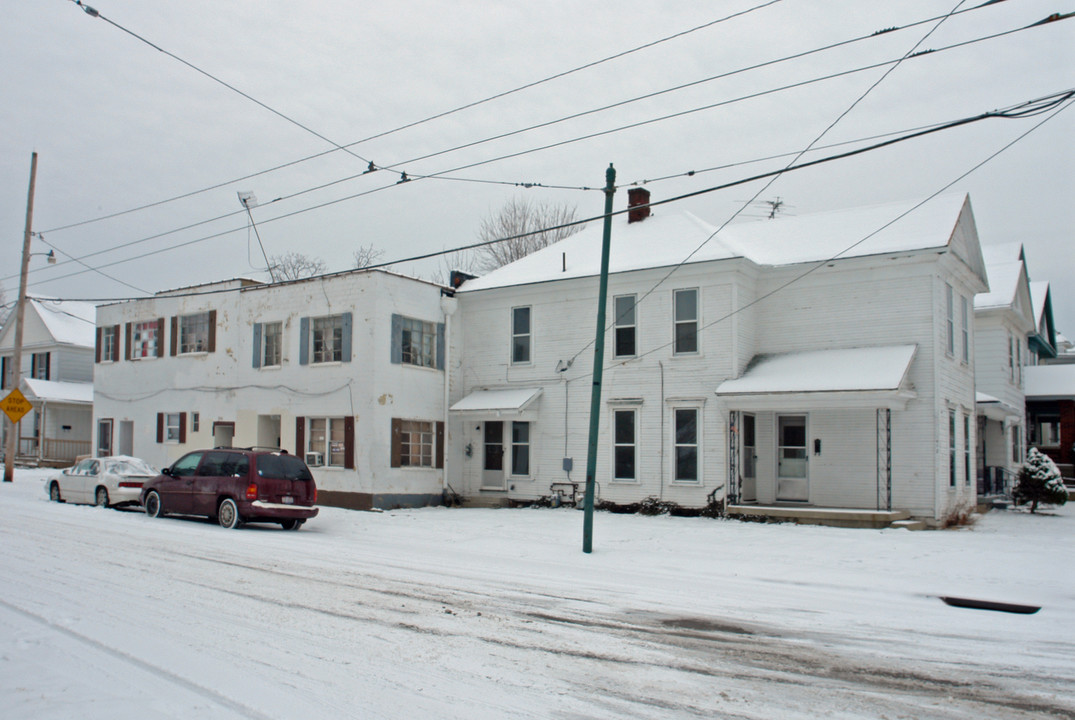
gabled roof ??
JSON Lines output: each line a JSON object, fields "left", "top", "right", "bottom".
{"left": 459, "top": 193, "right": 984, "bottom": 293}
{"left": 1028, "top": 281, "right": 1057, "bottom": 358}
{"left": 0, "top": 298, "right": 96, "bottom": 349}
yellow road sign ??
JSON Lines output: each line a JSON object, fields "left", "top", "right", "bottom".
{"left": 1, "top": 388, "right": 33, "bottom": 424}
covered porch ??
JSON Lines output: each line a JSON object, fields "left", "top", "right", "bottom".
{"left": 1, "top": 378, "right": 92, "bottom": 467}
{"left": 717, "top": 345, "right": 918, "bottom": 518}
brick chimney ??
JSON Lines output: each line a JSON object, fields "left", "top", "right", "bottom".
{"left": 627, "top": 187, "right": 651, "bottom": 224}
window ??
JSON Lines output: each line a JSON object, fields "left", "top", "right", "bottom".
{"left": 179, "top": 313, "right": 211, "bottom": 354}
{"left": 1008, "top": 333, "right": 1015, "bottom": 382}
{"left": 156, "top": 412, "right": 186, "bottom": 444}
{"left": 166, "top": 413, "right": 182, "bottom": 442}
{"left": 1033, "top": 416, "right": 1060, "bottom": 447}
{"left": 673, "top": 289, "right": 698, "bottom": 355}
{"left": 263, "top": 321, "right": 282, "bottom": 367}
{"left": 945, "top": 284, "right": 954, "bottom": 356}
{"left": 1011, "top": 425, "right": 1022, "bottom": 465}
{"left": 613, "top": 409, "right": 636, "bottom": 481}
{"left": 512, "top": 307, "right": 531, "bottom": 364}
{"left": 31, "top": 352, "right": 49, "bottom": 380}
{"left": 960, "top": 296, "right": 969, "bottom": 362}
{"left": 308, "top": 418, "right": 347, "bottom": 467}
{"left": 313, "top": 316, "right": 343, "bottom": 363}
{"left": 963, "top": 413, "right": 971, "bottom": 486}
{"left": 401, "top": 317, "right": 436, "bottom": 368}
{"left": 191, "top": 412, "right": 200, "bottom": 433}
{"left": 511, "top": 421, "right": 530, "bottom": 476}
{"left": 97, "top": 325, "right": 120, "bottom": 363}
{"left": 948, "top": 409, "right": 957, "bottom": 487}
{"left": 130, "top": 320, "right": 160, "bottom": 359}
{"left": 1016, "top": 339, "right": 1022, "bottom": 385}
{"left": 613, "top": 295, "right": 636, "bottom": 358}
{"left": 674, "top": 407, "right": 699, "bottom": 482}
{"left": 398, "top": 420, "right": 433, "bottom": 467}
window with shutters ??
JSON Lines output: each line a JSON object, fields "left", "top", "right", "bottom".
{"left": 308, "top": 417, "right": 347, "bottom": 466}
{"left": 313, "top": 316, "right": 343, "bottom": 364}
{"left": 262, "top": 322, "right": 282, "bottom": 367}
{"left": 401, "top": 317, "right": 436, "bottom": 368}
{"left": 179, "top": 313, "right": 211, "bottom": 354}
{"left": 391, "top": 418, "right": 443, "bottom": 469}
{"left": 166, "top": 413, "right": 183, "bottom": 443}
{"left": 132, "top": 320, "right": 160, "bottom": 359}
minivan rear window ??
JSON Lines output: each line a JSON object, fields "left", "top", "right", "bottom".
{"left": 257, "top": 454, "right": 314, "bottom": 481}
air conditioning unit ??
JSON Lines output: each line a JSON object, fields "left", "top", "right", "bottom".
{"left": 304, "top": 451, "right": 324, "bottom": 467}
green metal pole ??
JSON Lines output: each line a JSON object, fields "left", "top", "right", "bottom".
{"left": 583, "top": 163, "right": 616, "bottom": 553}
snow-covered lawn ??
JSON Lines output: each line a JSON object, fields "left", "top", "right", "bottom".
{"left": 1, "top": 467, "right": 1072, "bottom": 719}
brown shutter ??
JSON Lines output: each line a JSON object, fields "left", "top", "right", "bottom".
{"left": 295, "top": 417, "right": 305, "bottom": 457}
{"left": 170, "top": 317, "right": 178, "bottom": 356}
{"left": 156, "top": 318, "right": 165, "bottom": 357}
{"left": 31, "top": 354, "right": 37, "bottom": 378}
{"left": 179, "top": 413, "right": 187, "bottom": 444}
{"left": 45, "top": 352, "right": 51, "bottom": 380}
{"left": 390, "top": 418, "right": 402, "bottom": 468}
{"left": 125, "top": 323, "right": 132, "bottom": 360}
{"left": 112, "top": 325, "right": 121, "bottom": 361}
{"left": 207, "top": 310, "right": 217, "bottom": 353}
{"left": 436, "top": 421, "right": 444, "bottom": 469}
{"left": 156, "top": 413, "right": 164, "bottom": 443}
{"left": 344, "top": 416, "right": 355, "bottom": 470}
{"left": 95, "top": 327, "right": 102, "bottom": 363}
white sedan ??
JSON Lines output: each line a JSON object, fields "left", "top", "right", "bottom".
{"left": 46, "top": 456, "right": 159, "bottom": 508}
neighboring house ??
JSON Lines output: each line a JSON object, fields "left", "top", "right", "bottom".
{"left": 92, "top": 271, "right": 454, "bottom": 510}
{"left": 1024, "top": 363, "right": 1075, "bottom": 479}
{"left": 1042, "top": 332, "right": 1074, "bottom": 366}
{"left": 0, "top": 298, "right": 96, "bottom": 466}
{"left": 973, "top": 244, "right": 1036, "bottom": 495}
{"left": 449, "top": 190, "right": 987, "bottom": 524}
{"left": 1027, "top": 280, "right": 1058, "bottom": 365}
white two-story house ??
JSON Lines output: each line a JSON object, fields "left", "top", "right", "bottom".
{"left": 449, "top": 190, "right": 987, "bottom": 524}
{"left": 92, "top": 270, "right": 454, "bottom": 510}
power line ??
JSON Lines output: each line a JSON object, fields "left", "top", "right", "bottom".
{"left": 19, "top": 20, "right": 1049, "bottom": 289}
{"left": 34, "top": 90, "right": 1073, "bottom": 304}
{"left": 46, "top": 0, "right": 785, "bottom": 234}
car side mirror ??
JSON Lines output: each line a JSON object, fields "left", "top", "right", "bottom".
{"left": 161, "top": 467, "right": 174, "bottom": 477}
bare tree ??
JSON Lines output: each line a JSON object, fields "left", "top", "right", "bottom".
{"left": 475, "top": 197, "right": 584, "bottom": 272}
{"left": 269, "top": 252, "right": 326, "bottom": 281}
{"left": 352, "top": 244, "right": 385, "bottom": 269}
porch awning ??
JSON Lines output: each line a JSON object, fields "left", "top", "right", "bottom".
{"left": 976, "top": 392, "right": 1022, "bottom": 422}
{"left": 716, "top": 345, "right": 917, "bottom": 411}
{"left": 20, "top": 378, "right": 94, "bottom": 405}
{"left": 450, "top": 387, "right": 543, "bottom": 415}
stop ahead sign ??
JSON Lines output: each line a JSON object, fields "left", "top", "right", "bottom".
{"left": 1, "top": 388, "right": 32, "bottom": 425}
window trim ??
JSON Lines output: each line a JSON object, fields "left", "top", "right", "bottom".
{"left": 945, "top": 283, "right": 955, "bottom": 357}
{"left": 673, "top": 288, "right": 699, "bottom": 356}
{"left": 960, "top": 295, "right": 969, "bottom": 363}
{"left": 511, "top": 306, "right": 532, "bottom": 365}
{"left": 613, "top": 294, "right": 637, "bottom": 359}
{"left": 390, "top": 418, "right": 445, "bottom": 469}
{"left": 671, "top": 404, "right": 702, "bottom": 484}
{"left": 611, "top": 407, "right": 639, "bottom": 483}
{"left": 509, "top": 421, "right": 531, "bottom": 478}
{"left": 948, "top": 408, "right": 957, "bottom": 487}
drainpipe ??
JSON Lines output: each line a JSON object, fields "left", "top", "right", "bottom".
{"left": 440, "top": 294, "right": 458, "bottom": 498}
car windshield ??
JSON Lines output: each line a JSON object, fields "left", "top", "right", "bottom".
{"left": 256, "top": 454, "right": 313, "bottom": 481}
{"left": 104, "top": 458, "right": 157, "bottom": 476}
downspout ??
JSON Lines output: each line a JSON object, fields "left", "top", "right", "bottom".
{"left": 440, "top": 294, "right": 458, "bottom": 498}
{"left": 659, "top": 361, "right": 665, "bottom": 501}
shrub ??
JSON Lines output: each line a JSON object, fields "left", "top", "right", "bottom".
{"left": 1012, "top": 447, "right": 1068, "bottom": 513}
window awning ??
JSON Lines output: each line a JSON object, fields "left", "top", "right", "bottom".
{"left": 450, "top": 387, "right": 543, "bottom": 415}
{"left": 976, "top": 392, "right": 1022, "bottom": 422}
{"left": 716, "top": 345, "right": 917, "bottom": 411}
{"left": 20, "top": 378, "right": 94, "bottom": 405}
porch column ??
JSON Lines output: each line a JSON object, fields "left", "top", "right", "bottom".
{"left": 876, "top": 408, "right": 891, "bottom": 511}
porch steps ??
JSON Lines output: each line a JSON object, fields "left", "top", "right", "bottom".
{"left": 727, "top": 505, "right": 913, "bottom": 530}
{"left": 459, "top": 495, "right": 511, "bottom": 509}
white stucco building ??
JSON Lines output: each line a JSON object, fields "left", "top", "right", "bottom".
{"left": 447, "top": 190, "right": 987, "bottom": 523}
{"left": 92, "top": 270, "right": 454, "bottom": 510}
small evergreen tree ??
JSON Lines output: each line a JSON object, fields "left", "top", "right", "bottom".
{"left": 1012, "top": 447, "right": 1068, "bottom": 513}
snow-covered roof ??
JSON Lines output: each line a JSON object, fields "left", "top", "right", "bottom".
{"left": 975, "top": 392, "right": 1022, "bottom": 421}
{"left": 979, "top": 242, "right": 1023, "bottom": 265}
{"left": 20, "top": 378, "right": 94, "bottom": 404}
{"left": 717, "top": 345, "right": 918, "bottom": 411}
{"left": 1029, "top": 281, "right": 1050, "bottom": 326}
{"left": 1024, "top": 365, "right": 1075, "bottom": 399}
{"left": 29, "top": 298, "right": 97, "bottom": 347}
{"left": 450, "top": 388, "right": 543, "bottom": 414}
{"left": 974, "top": 260, "right": 1024, "bottom": 310}
{"left": 459, "top": 193, "right": 972, "bottom": 292}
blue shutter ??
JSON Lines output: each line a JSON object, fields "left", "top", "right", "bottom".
{"left": 252, "top": 323, "right": 262, "bottom": 368}
{"left": 299, "top": 317, "right": 310, "bottom": 365}
{"left": 436, "top": 322, "right": 445, "bottom": 370}
{"left": 341, "top": 312, "right": 353, "bottom": 363}
{"left": 390, "top": 314, "right": 403, "bottom": 364}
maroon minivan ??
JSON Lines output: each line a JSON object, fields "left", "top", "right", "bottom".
{"left": 142, "top": 448, "right": 318, "bottom": 530}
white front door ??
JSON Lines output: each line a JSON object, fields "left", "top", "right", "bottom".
{"left": 481, "top": 422, "right": 506, "bottom": 490}
{"left": 777, "top": 414, "right": 808, "bottom": 502}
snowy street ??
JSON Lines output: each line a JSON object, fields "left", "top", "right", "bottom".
{"left": 2, "top": 468, "right": 1072, "bottom": 719}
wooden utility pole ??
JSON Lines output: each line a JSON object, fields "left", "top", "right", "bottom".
{"left": 4, "top": 152, "right": 38, "bottom": 483}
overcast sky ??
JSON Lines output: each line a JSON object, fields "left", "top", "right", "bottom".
{"left": 2, "top": 1, "right": 1072, "bottom": 334}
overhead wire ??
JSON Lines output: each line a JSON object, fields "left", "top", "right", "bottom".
{"left": 48, "top": 0, "right": 786, "bottom": 234}
{"left": 16, "top": 19, "right": 1049, "bottom": 289}
{"left": 34, "top": 89, "right": 1074, "bottom": 304}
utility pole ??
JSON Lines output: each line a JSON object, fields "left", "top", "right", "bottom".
{"left": 582, "top": 163, "right": 616, "bottom": 553}
{"left": 4, "top": 152, "right": 38, "bottom": 483}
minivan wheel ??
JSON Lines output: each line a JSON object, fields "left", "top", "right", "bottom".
{"left": 218, "top": 498, "right": 243, "bottom": 529}
{"left": 144, "top": 491, "right": 164, "bottom": 518}
{"left": 280, "top": 519, "right": 303, "bottom": 531}
{"left": 95, "top": 487, "right": 110, "bottom": 507}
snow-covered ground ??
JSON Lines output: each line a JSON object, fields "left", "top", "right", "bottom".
{"left": 2, "top": 467, "right": 1072, "bottom": 719}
